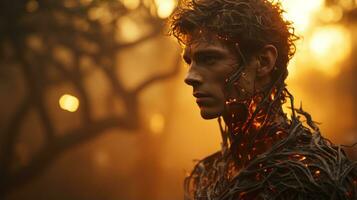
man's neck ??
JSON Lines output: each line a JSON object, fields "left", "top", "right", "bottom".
{"left": 222, "top": 102, "right": 288, "bottom": 167}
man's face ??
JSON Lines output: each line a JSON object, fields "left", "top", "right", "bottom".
{"left": 183, "top": 37, "right": 258, "bottom": 119}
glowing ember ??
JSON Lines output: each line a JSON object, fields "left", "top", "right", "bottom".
{"left": 299, "top": 156, "right": 307, "bottom": 161}
{"left": 253, "top": 121, "right": 262, "bottom": 129}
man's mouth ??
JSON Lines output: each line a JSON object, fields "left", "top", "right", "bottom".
{"left": 196, "top": 97, "right": 213, "bottom": 104}
{"left": 193, "top": 92, "right": 214, "bottom": 105}
{"left": 193, "top": 92, "right": 211, "bottom": 98}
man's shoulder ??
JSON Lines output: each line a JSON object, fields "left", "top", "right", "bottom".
{"left": 241, "top": 128, "right": 357, "bottom": 199}
{"left": 190, "top": 151, "right": 222, "bottom": 175}
{"left": 184, "top": 151, "right": 224, "bottom": 199}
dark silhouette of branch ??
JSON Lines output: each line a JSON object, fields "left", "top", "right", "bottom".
{"left": 0, "top": 97, "right": 31, "bottom": 178}
{"left": 22, "top": 60, "right": 56, "bottom": 142}
{"left": 0, "top": 115, "right": 135, "bottom": 195}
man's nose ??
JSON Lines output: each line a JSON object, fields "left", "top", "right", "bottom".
{"left": 184, "top": 67, "right": 203, "bottom": 87}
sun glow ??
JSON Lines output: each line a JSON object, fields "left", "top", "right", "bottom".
{"left": 281, "top": 0, "right": 323, "bottom": 33}
{"left": 309, "top": 25, "right": 351, "bottom": 77}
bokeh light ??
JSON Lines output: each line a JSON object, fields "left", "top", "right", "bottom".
{"left": 154, "top": 0, "right": 176, "bottom": 18}
{"left": 116, "top": 16, "right": 141, "bottom": 42}
{"left": 88, "top": 5, "right": 112, "bottom": 24}
{"left": 59, "top": 94, "right": 79, "bottom": 112}
{"left": 122, "top": 0, "right": 140, "bottom": 10}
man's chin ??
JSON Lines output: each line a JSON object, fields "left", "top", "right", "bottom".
{"left": 200, "top": 109, "right": 221, "bottom": 119}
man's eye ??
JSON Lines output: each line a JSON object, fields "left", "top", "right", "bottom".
{"left": 198, "top": 56, "right": 217, "bottom": 65}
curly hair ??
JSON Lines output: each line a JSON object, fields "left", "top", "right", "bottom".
{"left": 168, "top": 0, "right": 299, "bottom": 83}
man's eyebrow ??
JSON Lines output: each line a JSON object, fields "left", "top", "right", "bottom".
{"left": 183, "top": 48, "right": 226, "bottom": 60}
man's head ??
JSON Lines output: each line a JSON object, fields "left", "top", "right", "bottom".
{"left": 169, "top": 0, "right": 298, "bottom": 119}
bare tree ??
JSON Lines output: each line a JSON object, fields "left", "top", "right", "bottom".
{"left": 0, "top": 0, "right": 180, "bottom": 197}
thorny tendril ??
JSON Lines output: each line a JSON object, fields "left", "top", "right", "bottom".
{"left": 184, "top": 91, "right": 357, "bottom": 199}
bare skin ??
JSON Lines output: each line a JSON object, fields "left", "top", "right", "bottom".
{"left": 183, "top": 36, "right": 278, "bottom": 120}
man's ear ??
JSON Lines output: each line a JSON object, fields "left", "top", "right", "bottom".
{"left": 256, "top": 45, "right": 278, "bottom": 78}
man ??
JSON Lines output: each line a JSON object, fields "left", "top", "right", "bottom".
{"left": 169, "top": 0, "right": 357, "bottom": 199}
